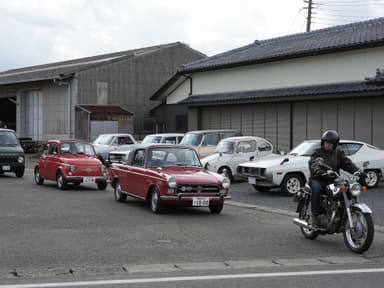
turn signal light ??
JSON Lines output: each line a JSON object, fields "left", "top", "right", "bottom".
{"left": 340, "top": 185, "right": 347, "bottom": 192}
{"left": 362, "top": 186, "right": 368, "bottom": 193}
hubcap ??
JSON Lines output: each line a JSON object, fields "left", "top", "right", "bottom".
{"left": 287, "top": 178, "right": 300, "bottom": 194}
{"left": 366, "top": 171, "right": 378, "bottom": 187}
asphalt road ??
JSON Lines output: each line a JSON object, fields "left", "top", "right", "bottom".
{"left": 0, "top": 155, "right": 383, "bottom": 287}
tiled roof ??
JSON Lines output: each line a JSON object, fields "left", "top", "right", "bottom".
{"left": 180, "top": 81, "right": 384, "bottom": 106}
{"left": 180, "top": 17, "right": 384, "bottom": 73}
{"left": 76, "top": 105, "right": 133, "bottom": 115}
{"left": 0, "top": 42, "right": 187, "bottom": 85}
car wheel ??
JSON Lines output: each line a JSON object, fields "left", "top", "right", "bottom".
{"left": 209, "top": 203, "right": 224, "bottom": 214}
{"left": 15, "top": 169, "right": 24, "bottom": 178}
{"left": 97, "top": 181, "right": 108, "bottom": 190}
{"left": 365, "top": 170, "right": 379, "bottom": 188}
{"left": 56, "top": 171, "right": 67, "bottom": 190}
{"left": 218, "top": 167, "right": 233, "bottom": 183}
{"left": 252, "top": 185, "right": 270, "bottom": 193}
{"left": 150, "top": 187, "right": 164, "bottom": 213}
{"left": 114, "top": 180, "right": 127, "bottom": 202}
{"left": 281, "top": 173, "right": 304, "bottom": 196}
{"left": 34, "top": 167, "right": 44, "bottom": 185}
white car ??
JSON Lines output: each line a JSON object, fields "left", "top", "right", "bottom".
{"left": 200, "top": 136, "right": 274, "bottom": 182}
{"left": 237, "top": 140, "right": 384, "bottom": 196}
{"left": 141, "top": 133, "right": 184, "bottom": 144}
{"left": 93, "top": 133, "right": 137, "bottom": 162}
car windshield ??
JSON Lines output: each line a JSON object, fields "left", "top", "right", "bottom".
{"left": 0, "top": 131, "right": 19, "bottom": 146}
{"left": 94, "top": 135, "right": 113, "bottom": 145}
{"left": 216, "top": 141, "right": 234, "bottom": 154}
{"left": 147, "top": 147, "right": 201, "bottom": 168}
{"left": 142, "top": 135, "right": 161, "bottom": 144}
{"left": 61, "top": 142, "right": 96, "bottom": 156}
{"left": 180, "top": 133, "right": 203, "bottom": 146}
{"left": 289, "top": 141, "right": 320, "bottom": 156}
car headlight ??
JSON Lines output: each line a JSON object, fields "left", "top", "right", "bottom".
{"left": 70, "top": 165, "right": 77, "bottom": 173}
{"left": 350, "top": 183, "right": 361, "bottom": 196}
{"left": 17, "top": 156, "right": 24, "bottom": 163}
{"left": 167, "top": 176, "right": 177, "bottom": 189}
{"left": 222, "top": 177, "right": 230, "bottom": 189}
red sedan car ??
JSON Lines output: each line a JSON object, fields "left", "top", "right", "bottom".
{"left": 108, "top": 144, "right": 231, "bottom": 214}
{"left": 34, "top": 140, "right": 108, "bottom": 190}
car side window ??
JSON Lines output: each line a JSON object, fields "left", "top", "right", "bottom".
{"left": 164, "top": 137, "right": 176, "bottom": 144}
{"left": 258, "top": 141, "right": 272, "bottom": 152}
{"left": 339, "top": 143, "right": 362, "bottom": 156}
{"left": 118, "top": 136, "right": 134, "bottom": 145}
{"left": 48, "top": 144, "right": 58, "bottom": 155}
{"left": 202, "top": 133, "right": 219, "bottom": 146}
{"left": 237, "top": 141, "right": 256, "bottom": 153}
{"left": 132, "top": 149, "right": 145, "bottom": 167}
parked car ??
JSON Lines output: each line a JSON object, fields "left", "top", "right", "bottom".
{"left": 141, "top": 133, "right": 184, "bottom": 145}
{"left": 180, "top": 129, "right": 242, "bottom": 158}
{"left": 237, "top": 140, "right": 384, "bottom": 196}
{"left": 0, "top": 128, "right": 25, "bottom": 178}
{"left": 93, "top": 133, "right": 136, "bottom": 162}
{"left": 108, "top": 144, "right": 231, "bottom": 214}
{"left": 34, "top": 139, "right": 108, "bottom": 190}
{"left": 200, "top": 136, "right": 273, "bottom": 182}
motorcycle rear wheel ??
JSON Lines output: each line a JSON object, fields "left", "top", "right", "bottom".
{"left": 343, "top": 208, "right": 374, "bottom": 254}
{"left": 299, "top": 198, "right": 319, "bottom": 240}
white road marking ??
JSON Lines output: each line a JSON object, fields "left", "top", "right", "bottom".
{"left": 2, "top": 267, "right": 384, "bottom": 288}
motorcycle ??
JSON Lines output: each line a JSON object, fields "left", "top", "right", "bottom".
{"left": 293, "top": 158, "right": 374, "bottom": 253}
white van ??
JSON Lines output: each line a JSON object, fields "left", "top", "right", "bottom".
{"left": 180, "top": 129, "right": 242, "bottom": 158}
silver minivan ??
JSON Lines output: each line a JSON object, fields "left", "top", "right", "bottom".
{"left": 180, "top": 129, "right": 242, "bottom": 158}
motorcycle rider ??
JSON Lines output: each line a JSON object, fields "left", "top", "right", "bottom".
{"left": 308, "top": 130, "right": 363, "bottom": 227}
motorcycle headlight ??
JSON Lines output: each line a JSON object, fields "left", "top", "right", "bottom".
{"left": 17, "top": 156, "right": 24, "bottom": 163}
{"left": 350, "top": 183, "right": 362, "bottom": 196}
{"left": 167, "top": 176, "right": 177, "bottom": 189}
{"left": 222, "top": 177, "right": 230, "bottom": 189}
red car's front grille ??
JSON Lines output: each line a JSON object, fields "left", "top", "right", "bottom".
{"left": 176, "top": 184, "right": 220, "bottom": 194}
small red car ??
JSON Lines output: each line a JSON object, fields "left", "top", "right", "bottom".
{"left": 34, "top": 140, "right": 108, "bottom": 190}
{"left": 108, "top": 144, "right": 231, "bottom": 214}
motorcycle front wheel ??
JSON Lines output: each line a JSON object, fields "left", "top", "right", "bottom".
{"left": 343, "top": 208, "right": 374, "bottom": 253}
{"left": 299, "top": 198, "right": 319, "bottom": 240}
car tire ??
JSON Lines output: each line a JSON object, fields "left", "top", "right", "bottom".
{"left": 34, "top": 167, "right": 44, "bottom": 185}
{"left": 281, "top": 173, "right": 304, "bottom": 196}
{"left": 218, "top": 167, "right": 233, "bottom": 183}
{"left": 252, "top": 185, "right": 270, "bottom": 193}
{"left": 97, "top": 181, "right": 108, "bottom": 190}
{"left": 15, "top": 169, "right": 24, "bottom": 178}
{"left": 209, "top": 203, "right": 224, "bottom": 214}
{"left": 150, "top": 187, "right": 164, "bottom": 214}
{"left": 365, "top": 170, "right": 380, "bottom": 188}
{"left": 56, "top": 171, "right": 67, "bottom": 190}
{"left": 114, "top": 180, "right": 127, "bottom": 202}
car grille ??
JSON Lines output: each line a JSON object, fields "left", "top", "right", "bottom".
{"left": 240, "top": 167, "right": 266, "bottom": 177}
{"left": 0, "top": 153, "right": 19, "bottom": 164}
{"left": 176, "top": 184, "right": 220, "bottom": 194}
{"left": 109, "top": 154, "right": 124, "bottom": 163}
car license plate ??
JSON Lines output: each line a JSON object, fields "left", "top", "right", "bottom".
{"left": 248, "top": 177, "right": 256, "bottom": 185}
{"left": 83, "top": 177, "right": 95, "bottom": 184}
{"left": 2, "top": 165, "right": 10, "bottom": 171}
{"left": 192, "top": 197, "right": 209, "bottom": 207}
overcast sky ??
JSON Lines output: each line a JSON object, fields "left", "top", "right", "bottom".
{"left": 0, "top": 0, "right": 383, "bottom": 71}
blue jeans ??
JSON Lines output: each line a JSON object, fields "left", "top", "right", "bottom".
{"left": 310, "top": 178, "right": 326, "bottom": 215}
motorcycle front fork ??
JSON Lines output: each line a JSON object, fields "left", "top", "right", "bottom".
{"left": 343, "top": 193, "right": 355, "bottom": 230}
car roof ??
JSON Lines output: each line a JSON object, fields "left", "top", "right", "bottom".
{"left": 220, "top": 136, "right": 270, "bottom": 142}
{"left": 184, "top": 129, "right": 239, "bottom": 134}
{"left": 304, "top": 139, "right": 367, "bottom": 145}
{"left": 144, "top": 133, "right": 184, "bottom": 137}
{"left": 96, "top": 133, "right": 134, "bottom": 137}
{"left": 0, "top": 128, "right": 15, "bottom": 132}
{"left": 47, "top": 139, "right": 91, "bottom": 144}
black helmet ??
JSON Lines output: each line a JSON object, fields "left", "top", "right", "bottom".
{"left": 321, "top": 130, "right": 339, "bottom": 148}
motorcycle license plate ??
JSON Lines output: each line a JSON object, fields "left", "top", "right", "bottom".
{"left": 83, "top": 177, "right": 96, "bottom": 184}
{"left": 248, "top": 177, "right": 256, "bottom": 185}
{"left": 192, "top": 197, "right": 209, "bottom": 207}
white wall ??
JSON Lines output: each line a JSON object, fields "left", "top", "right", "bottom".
{"left": 167, "top": 46, "right": 384, "bottom": 103}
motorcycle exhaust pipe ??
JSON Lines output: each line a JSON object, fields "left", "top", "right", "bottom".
{"left": 293, "top": 218, "right": 310, "bottom": 228}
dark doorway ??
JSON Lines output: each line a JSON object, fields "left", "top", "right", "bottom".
{"left": 0, "top": 97, "right": 16, "bottom": 130}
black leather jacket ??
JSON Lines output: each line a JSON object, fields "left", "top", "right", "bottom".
{"left": 309, "top": 147, "right": 359, "bottom": 179}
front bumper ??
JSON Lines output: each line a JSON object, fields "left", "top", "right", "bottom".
{"left": 160, "top": 194, "right": 231, "bottom": 201}
{"left": 0, "top": 163, "right": 25, "bottom": 173}
{"left": 64, "top": 175, "right": 108, "bottom": 182}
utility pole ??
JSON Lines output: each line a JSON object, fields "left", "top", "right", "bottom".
{"left": 304, "top": 0, "right": 314, "bottom": 32}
